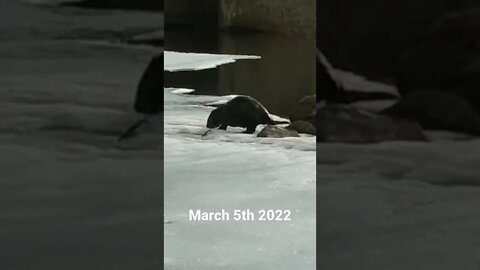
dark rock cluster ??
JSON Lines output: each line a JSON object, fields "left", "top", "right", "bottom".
{"left": 257, "top": 94, "right": 317, "bottom": 138}
{"left": 287, "top": 95, "right": 316, "bottom": 135}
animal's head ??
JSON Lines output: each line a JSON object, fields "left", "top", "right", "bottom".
{"left": 207, "top": 106, "right": 226, "bottom": 128}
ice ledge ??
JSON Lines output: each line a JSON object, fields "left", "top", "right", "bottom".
{"left": 164, "top": 51, "right": 260, "bottom": 72}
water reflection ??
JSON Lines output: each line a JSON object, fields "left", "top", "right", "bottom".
{"left": 165, "top": 28, "right": 315, "bottom": 117}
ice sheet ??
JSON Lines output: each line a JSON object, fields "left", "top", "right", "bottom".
{"left": 164, "top": 51, "right": 260, "bottom": 72}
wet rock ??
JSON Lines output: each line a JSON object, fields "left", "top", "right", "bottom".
{"left": 134, "top": 54, "right": 163, "bottom": 115}
{"left": 289, "top": 95, "right": 316, "bottom": 125}
{"left": 317, "top": 104, "right": 426, "bottom": 143}
{"left": 287, "top": 120, "right": 316, "bottom": 135}
{"left": 396, "top": 9, "right": 480, "bottom": 111}
{"left": 383, "top": 90, "right": 480, "bottom": 136}
{"left": 257, "top": 125, "right": 300, "bottom": 138}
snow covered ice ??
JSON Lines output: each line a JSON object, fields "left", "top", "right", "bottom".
{"left": 0, "top": 0, "right": 162, "bottom": 269}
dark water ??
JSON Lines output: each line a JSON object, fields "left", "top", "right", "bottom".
{"left": 165, "top": 28, "right": 315, "bottom": 117}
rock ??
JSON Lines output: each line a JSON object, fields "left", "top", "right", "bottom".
{"left": 383, "top": 90, "right": 480, "bottom": 136}
{"left": 289, "top": 95, "right": 316, "bottom": 125}
{"left": 396, "top": 9, "right": 480, "bottom": 111}
{"left": 287, "top": 120, "right": 316, "bottom": 135}
{"left": 317, "top": 104, "right": 426, "bottom": 143}
{"left": 257, "top": 125, "right": 300, "bottom": 138}
{"left": 134, "top": 54, "right": 163, "bottom": 115}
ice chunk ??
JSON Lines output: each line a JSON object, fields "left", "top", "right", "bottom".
{"left": 164, "top": 51, "right": 260, "bottom": 72}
